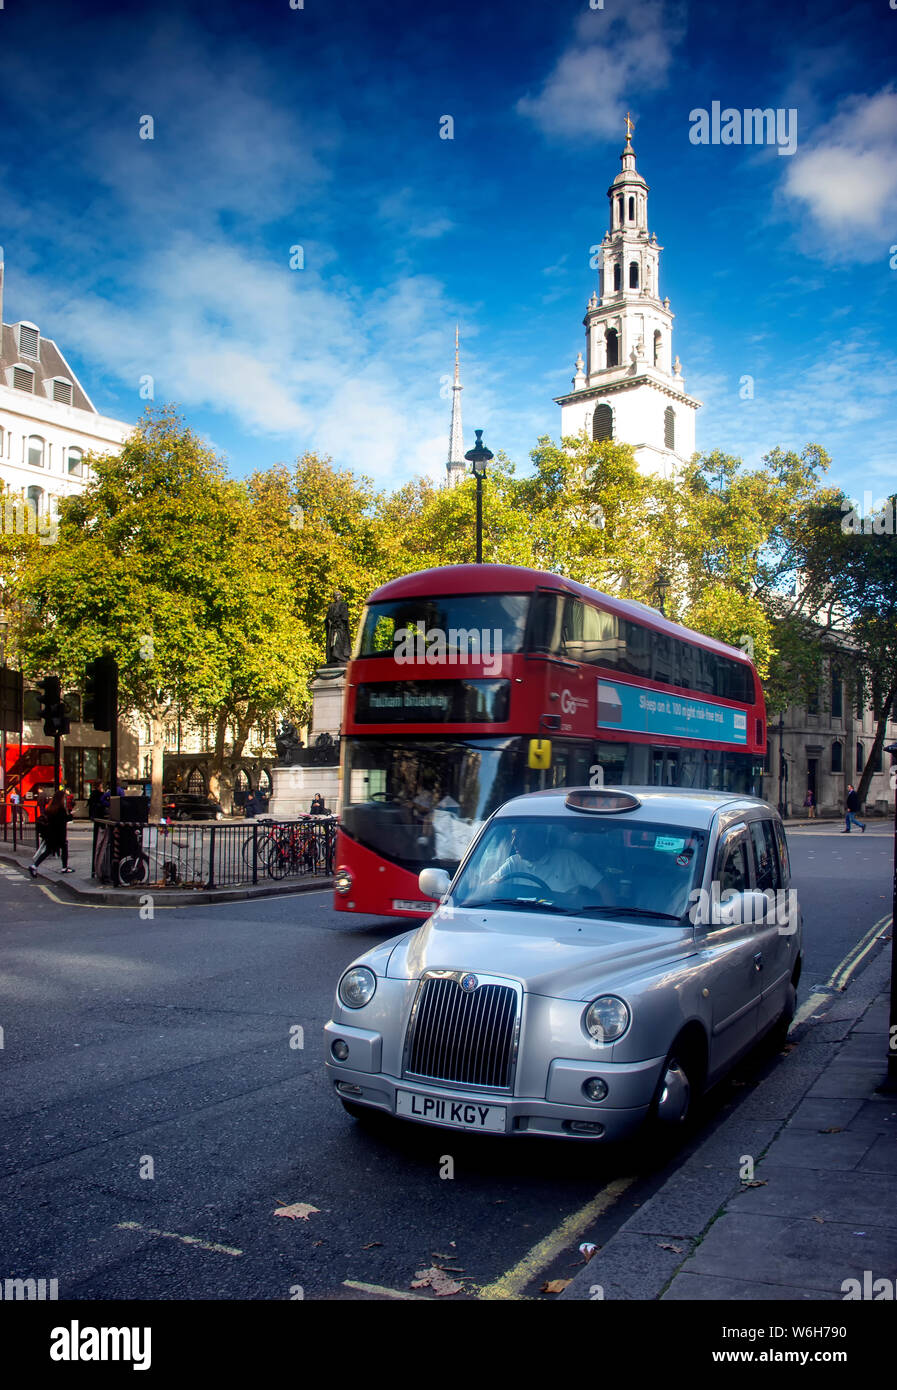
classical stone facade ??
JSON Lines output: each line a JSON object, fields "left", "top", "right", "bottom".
{"left": 760, "top": 657, "right": 896, "bottom": 818}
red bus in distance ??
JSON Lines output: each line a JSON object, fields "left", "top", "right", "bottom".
{"left": 333, "top": 565, "right": 766, "bottom": 920}
{"left": 4, "top": 743, "right": 56, "bottom": 822}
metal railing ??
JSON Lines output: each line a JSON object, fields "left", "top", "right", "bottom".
{"left": 90, "top": 816, "right": 338, "bottom": 890}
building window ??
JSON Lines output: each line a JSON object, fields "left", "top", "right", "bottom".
{"left": 613, "top": 262, "right": 622, "bottom": 292}
{"left": 28, "top": 435, "right": 45, "bottom": 469}
{"left": 831, "top": 740, "right": 842, "bottom": 773}
{"left": 67, "top": 447, "right": 85, "bottom": 478}
{"left": 807, "top": 685, "right": 819, "bottom": 715}
{"left": 53, "top": 379, "right": 73, "bottom": 405}
{"left": 654, "top": 330, "right": 662, "bottom": 366}
{"left": 616, "top": 195, "right": 623, "bottom": 225}
{"left": 592, "top": 404, "right": 613, "bottom": 442}
{"left": 26, "top": 485, "right": 44, "bottom": 515}
{"left": 856, "top": 740, "right": 864, "bottom": 772}
{"left": 18, "top": 324, "right": 39, "bottom": 359}
{"left": 605, "top": 327, "right": 619, "bottom": 367}
{"left": 664, "top": 406, "right": 675, "bottom": 450}
{"left": 629, "top": 262, "right": 639, "bottom": 288}
{"left": 855, "top": 675, "right": 864, "bottom": 720}
{"left": 831, "top": 667, "right": 842, "bottom": 719}
{"left": 13, "top": 365, "right": 34, "bottom": 393}
{"left": 628, "top": 196, "right": 635, "bottom": 221}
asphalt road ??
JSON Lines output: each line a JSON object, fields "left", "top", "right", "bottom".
{"left": 0, "top": 822, "right": 891, "bottom": 1301}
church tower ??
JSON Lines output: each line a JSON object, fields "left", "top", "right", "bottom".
{"left": 444, "top": 325, "right": 466, "bottom": 488}
{"left": 555, "top": 119, "right": 700, "bottom": 479}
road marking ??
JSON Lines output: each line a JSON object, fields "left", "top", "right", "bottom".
{"left": 116, "top": 1221, "right": 242, "bottom": 1256}
{"left": 829, "top": 913, "right": 892, "bottom": 991}
{"left": 342, "top": 1280, "right": 431, "bottom": 1301}
{"left": 792, "top": 913, "right": 892, "bottom": 1029}
{"left": 474, "top": 1174, "right": 636, "bottom": 1301}
{"left": 33, "top": 883, "right": 331, "bottom": 909}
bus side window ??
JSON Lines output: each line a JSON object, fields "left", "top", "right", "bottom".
{"left": 561, "top": 598, "right": 584, "bottom": 659}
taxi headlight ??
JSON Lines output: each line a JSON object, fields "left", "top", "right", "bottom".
{"left": 339, "top": 966, "right": 377, "bottom": 1009}
{"left": 585, "top": 995, "right": 630, "bottom": 1043}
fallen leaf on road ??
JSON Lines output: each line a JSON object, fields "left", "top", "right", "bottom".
{"left": 362, "top": 1242, "right": 382, "bottom": 1250}
{"left": 818, "top": 1127, "right": 843, "bottom": 1134}
{"left": 274, "top": 1202, "right": 320, "bottom": 1222}
{"left": 659, "top": 1243, "right": 684, "bottom": 1253}
{"left": 578, "top": 1243, "right": 598, "bottom": 1262}
{"left": 741, "top": 1180, "right": 767, "bottom": 1188}
{"left": 541, "top": 1279, "right": 571, "bottom": 1294}
{"left": 812, "top": 1216, "right": 825, "bottom": 1223}
{"left": 411, "top": 1266, "right": 462, "bottom": 1296}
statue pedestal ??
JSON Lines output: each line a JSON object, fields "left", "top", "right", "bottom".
{"left": 267, "top": 665, "right": 346, "bottom": 819}
{"left": 267, "top": 763, "right": 341, "bottom": 820}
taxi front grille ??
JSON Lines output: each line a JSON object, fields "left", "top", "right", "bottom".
{"left": 404, "top": 977, "right": 517, "bottom": 1090}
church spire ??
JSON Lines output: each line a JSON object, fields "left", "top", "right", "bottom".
{"left": 445, "top": 324, "right": 466, "bottom": 488}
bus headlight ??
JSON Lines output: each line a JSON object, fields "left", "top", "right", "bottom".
{"left": 584, "top": 996, "right": 630, "bottom": 1043}
{"left": 334, "top": 869, "right": 353, "bottom": 895}
{"left": 339, "top": 967, "right": 377, "bottom": 1009}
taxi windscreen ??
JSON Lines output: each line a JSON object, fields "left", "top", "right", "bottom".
{"left": 453, "top": 815, "right": 707, "bottom": 921}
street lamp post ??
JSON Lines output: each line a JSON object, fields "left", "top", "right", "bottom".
{"left": 881, "top": 743, "right": 897, "bottom": 1091}
{"left": 464, "top": 429, "right": 493, "bottom": 564}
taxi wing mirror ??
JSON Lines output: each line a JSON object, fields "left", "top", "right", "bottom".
{"left": 419, "top": 867, "right": 451, "bottom": 901}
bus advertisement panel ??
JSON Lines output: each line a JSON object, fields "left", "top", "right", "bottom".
{"left": 333, "top": 565, "right": 766, "bottom": 919}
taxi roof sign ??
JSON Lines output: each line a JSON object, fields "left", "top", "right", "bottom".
{"left": 565, "top": 789, "right": 642, "bottom": 814}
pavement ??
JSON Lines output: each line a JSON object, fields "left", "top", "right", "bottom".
{"left": 0, "top": 820, "right": 333, "bottom": 905}
{"left": 560, "top": 944, "right": 896, "bottom": 1300}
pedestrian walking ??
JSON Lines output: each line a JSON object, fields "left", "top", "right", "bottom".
{"left": 8, "top": 785, "right": 23, "bottom": 829}
{"left": 28, "top": 790, "right": 75, "bottom": 875}
{"left": 804, "top": 788, "right": 816, "bottom": 819}
{"left": 843, "top": 784, "right": 866, "bottom": 833}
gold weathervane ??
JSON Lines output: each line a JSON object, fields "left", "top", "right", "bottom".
{"left": 625, "top": 111, "right": 635, "bottom": 141}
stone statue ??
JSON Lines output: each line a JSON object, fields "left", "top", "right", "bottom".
{"left": 275, "top": 720, "right": 303, "bottom": 765}
{"left": 326, "top": 591, "right": 352, "bottom": 665}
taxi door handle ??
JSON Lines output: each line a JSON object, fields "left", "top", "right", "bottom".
{"left": 753, "top": 952, "right": 763, "bottom": 971}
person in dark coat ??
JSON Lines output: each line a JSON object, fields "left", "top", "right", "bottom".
{"left": 29, "top": 790, "right": 74, "bottom": 875}
{"left": 244, "top": 791, "right": 258, "bottom": 819}
{"left": 310, "top": 794, "right": 328, "bottom": 816}
{"left": 87, "top": 783, "right": 105, "bottom": 820}
{"left": 843, "top": 784, "right": 866, "bottom": 833}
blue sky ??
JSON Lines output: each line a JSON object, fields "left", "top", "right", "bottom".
{"left": 1, "top": 0, "right": 895, "bottom": 500}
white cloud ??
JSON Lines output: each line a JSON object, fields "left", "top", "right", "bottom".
{"left": 516, "top": 3, "right": 683, "bottom": 140}
{"left": 781, "top": 87, "right": 897, "bottom": 258}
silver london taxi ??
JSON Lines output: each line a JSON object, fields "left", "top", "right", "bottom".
{"left": 324, "top": 787, "right": 802, "bottom": 1143}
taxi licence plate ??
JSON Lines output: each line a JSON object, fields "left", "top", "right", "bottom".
{"left": 396, "top": 1090, "right": 507, "bottom": 1132}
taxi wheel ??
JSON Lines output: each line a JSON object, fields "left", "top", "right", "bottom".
{"left": 645, "top": 1040, "right": 701, "bottom": 1143}
{"left": 767, "top": 982, "right": 797, "bottom": 1054}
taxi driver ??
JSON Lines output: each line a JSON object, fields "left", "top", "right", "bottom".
{"left": 488, "top": 822, "right": 597, "bottom": 899}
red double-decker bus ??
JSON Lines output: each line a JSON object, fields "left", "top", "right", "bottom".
{"left": 333, "top": 565, "right": 766, "bottom": 919}
{"left": 3, "top": 743, "right": 56, "bottom": 822}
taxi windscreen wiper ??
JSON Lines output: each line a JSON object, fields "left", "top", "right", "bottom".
{"left": 462, "top": 897, "right": 570, "bottom": 914}
{"left": 575, "top": 905, "right": 683, "bottom": 921}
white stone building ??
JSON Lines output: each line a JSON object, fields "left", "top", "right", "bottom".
{"left": 0, "top": 247, "right": 131, "bottom": 514}
{"left": 555, "top": 124, "right": 700, "bottom": 479}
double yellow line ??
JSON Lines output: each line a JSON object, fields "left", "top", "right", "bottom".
{"left": 829, "top": 911, "right": 892, "bottom": 992}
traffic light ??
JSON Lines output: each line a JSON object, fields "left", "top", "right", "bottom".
{"left": 83, "top": 656, "right": 117, "bottom": 732}
{"left": 0, "top": 666, "right": 23, "bottom": 733}
{"left": 37, "top": 675, "right": 69, "bottom": 736}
